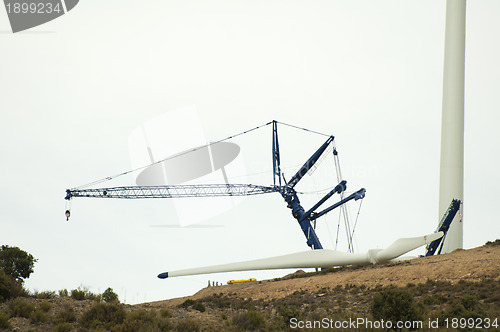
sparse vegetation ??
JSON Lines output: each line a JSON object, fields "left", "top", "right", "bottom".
{"left": 70, "top": 288, "right": 85, "bottom": 301}
{"left": 8, "top": 297, "right": 35, "bottom": 318}
{"left": 179, "top": 298, "right": 206, "bottom": 312}
{"left": 232, "top": 309, "right": 266, "bottom": 330}
{"left": 176, "top": 317, "right": 200, "bottom": 331}
{"left": 39, "top": 300, "right": 51, "bottom": 312}
{"left": 0, "top": 241, "right": 497, "bottom": 331}
{"left": 54, "top": 305, "right": 76, "bottom": 324}
{"left": 159, "top": 307, "right": 172, "bottom": 318}
{"left": 49, "top": 322, "right": 73, "bottom": 332}
{"left": 79, "top": 302, "right": 126, "bottom": 329}
{"left": 485, "top": 239, "right": 500, "bottom": 246}
{"left": 371, "top": 288, "right": 423, "bottom": 330}
{"left": 0, "top": 270, "right": 26, "bottom": 302}
{"left": 0, "top": 311, "right": 10, "bottom": 329}
{"left": 34, "top": 290, "right": 56, "bottom": 299}
{"left": 29, "top": 306, "right": 50, "bottom": 324}
{"left": 69, "top": 286, "right": 103, "bottom": 302}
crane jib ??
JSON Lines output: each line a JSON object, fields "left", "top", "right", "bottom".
{"left": 65, "top": 184, "right": 278, "bottom": 200}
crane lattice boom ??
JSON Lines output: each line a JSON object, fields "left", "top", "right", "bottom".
{"left": 65, "top": 184, "right": 277, "bottom": 200}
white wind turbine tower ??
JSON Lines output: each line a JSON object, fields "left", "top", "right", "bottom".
{"left": 439, "top": 0, "right": 466, "bottom": 253}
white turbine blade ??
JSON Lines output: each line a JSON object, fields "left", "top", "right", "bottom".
{"left": 157, "top": 232, "right": 444, "bottom": 279}
{"left": 374, "top": 232, "right": 444, "bottom": 263}
{"left": 159, "top": 250, "right": 369, "bottom": 278}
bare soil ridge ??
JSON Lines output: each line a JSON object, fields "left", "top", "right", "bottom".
{"left": 149, "top": 243, "right": 500, "bottom": 307}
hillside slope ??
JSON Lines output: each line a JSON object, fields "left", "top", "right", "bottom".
{"left": 150, "top": 241, "right": 499, "bottom": 307}
{"left": 2, "top": 242, "right": 498, "bottom": 331}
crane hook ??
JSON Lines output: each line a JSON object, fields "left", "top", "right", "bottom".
{"left": 65, "top": 210, "right": 71, "bottom": 221}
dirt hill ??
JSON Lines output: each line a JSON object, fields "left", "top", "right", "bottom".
{"left": 149, "top": 241, "right": 500, "bottom": 307}
{"left": 2, "top": 241, "right": 499, "bottom": 331}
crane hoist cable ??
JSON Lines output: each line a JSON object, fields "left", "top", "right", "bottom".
{"left": 348, "top": 199, "right": 364, "bottom": 251}
{"left": 332, "top": 144, "right": 356, "bottom": 252}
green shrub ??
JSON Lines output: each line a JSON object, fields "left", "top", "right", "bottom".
{"left": 70, "top": 287, "right": 101, "bottom": 301}
{"left": 200, "top": 293, "right": 232, "bottom": 309}
{"left": 83, "top": 289, "right": 100, "bottom": 301}
{"left": 232, "top": 310, "right": 266, "bottom": 330}
{"left": 176, "top": 318, "right": 200, "bottom": 332}
{"left": 316, "top": 287, "right": 329, "bottom": 294}
{"left": 58, "top": 289, "right": 69, "bottom": 297}
{"left": 440, "top": 295, "right": 486, "bottom": 323}
{"left": 485, "top": 239, "right": 500, "bottom": 246}
{"left": 29, "top": 300, "right": 52, "bottom": 323}
{"left": 423, "top": 293, "right": 448, "bottom": 305}
{"left": 193, "top": 301, "right": 205, "bottom": 312}
{"left": 156, "top": 316, "right": 175, "bottom": 331}
{"left": 101, "top": 287, "right": 119, "bottom": 303}
{"left": 461, "top": 295, "right": 478, "bottom": 311}
{"left": 49, "top": 322, "right": 73, "bottom": 332}
{"left": 115, "top": 309, "right": 164, "bottom": 331}
{"left": 159, "top": 308, "right": 172, "bottom": 318}
{"left": 0, "top": 270, "right": 26, "bottom": 302}
{"left": 70, "top": 289, "right": 85, "bottom": 301}
{"left": 34, "top": 290, "right": 56, "bottom": 299}
{"left": 54, "top": 306, "right": 76, "bottom": 324}
{"left": 30, "top": 308, "right": 50, "bottom": 324}
{"left": 8, "top": 298, "right": 35, "bottom": 318}
{"left": 179, "top": 298, "right": 195, "bottom": 308}
{"left": 178, "top": 298, "right": 205, "bottom": 312}
{"left": 371, "top": 288, "right": 422, "bottom": 330}
{"left": 0, "top": 311, "right": 10, "bottom": 329}
{"left": 39, "top": 300, "right": 51, "bottom": 312}
{"left": 79, "top": 302, "right": 126, "bottom": 329}
{"left": 277, "top": 304, "right": 300, "bottom": 326}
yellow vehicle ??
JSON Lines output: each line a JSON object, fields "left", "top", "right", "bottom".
{"left": 227, "top": 278, "right": 256, "bottom": 284}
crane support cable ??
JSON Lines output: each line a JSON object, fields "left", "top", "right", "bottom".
{"left": 71, "top": 121, "right": 274, "bottom": 190}
{"left": 71, "top": 120, "right": 332, "bottom": 191}
{"left": 276, "top": 121, "right": 331, "bottom": 137}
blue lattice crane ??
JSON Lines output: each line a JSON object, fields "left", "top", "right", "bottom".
{"left": 65, "top": 120, "right": 366, "bottom": 251}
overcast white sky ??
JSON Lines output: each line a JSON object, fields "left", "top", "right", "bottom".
{"left": 1, "top": 0, "right": 499, "bottom": 304}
